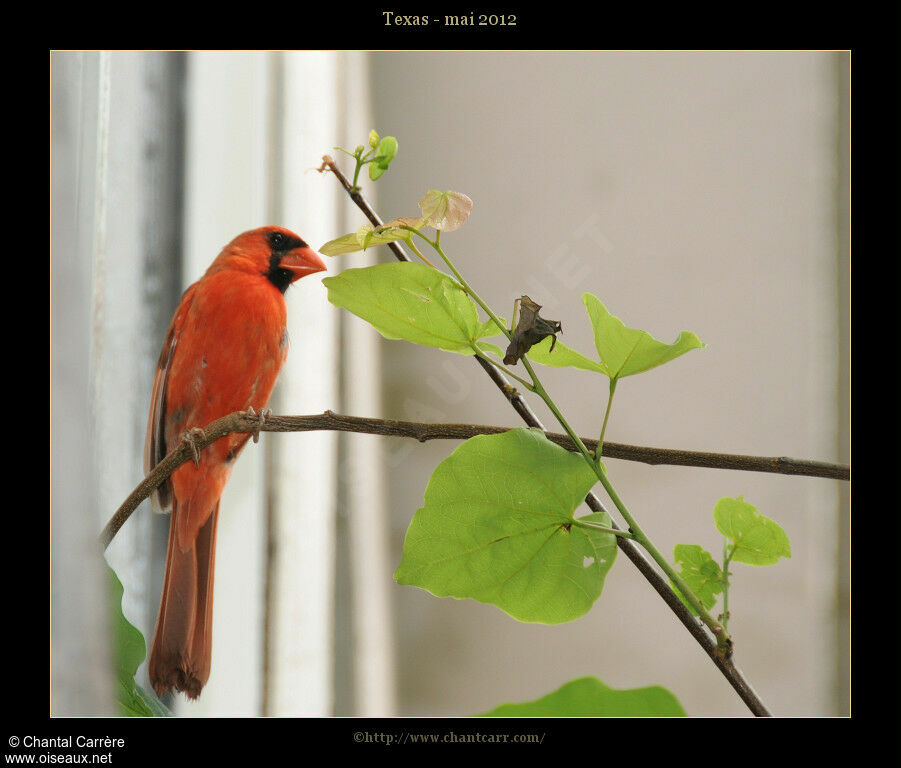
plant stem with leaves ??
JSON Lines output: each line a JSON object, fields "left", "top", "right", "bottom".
{"left": 523, "top": 356, "right": 731, "bottom": 652}
{"left": 414, "top": 233, "right": 732, "bottom": 653}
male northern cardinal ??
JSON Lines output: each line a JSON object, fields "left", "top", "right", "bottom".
{"left": 145, "top": 226, "right": 326, "bottom": 699}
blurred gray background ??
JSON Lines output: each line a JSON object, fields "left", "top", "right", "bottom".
{"left": 369, "top": 51, "right": 849, "bottom": 717}
{"left": 51, "top": 50, "right": 849, "bottom": 718}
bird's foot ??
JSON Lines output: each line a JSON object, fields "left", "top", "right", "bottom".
{"left": 180, "top": 427, "right": 206, "bottom": 467}
{"left": 244, "top": 406, "right": 272, "bottom": 443}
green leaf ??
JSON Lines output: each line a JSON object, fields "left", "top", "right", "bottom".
{"left": 475, "top": 316, "right": 507, "bottom": 340}
{"left": 714, "top": 496, "right": 791, "bottom": 566}
{"left": 107, "top": 562, "right": 172, "bottom": 717}
{"left": 474, "top": 340, "right": 505, "bottom": 358}
{"left": 583, "top": 293, "right": 704, "bottom": 380}
{"left": 394, "top": 428, "right": 617, "bottom": 624}
{"left": 526, "top": 335, "right": 606, "bottom": 373}
{"left": 377, "top": 135, "right": 398, "bottom": 162}
{"left": 368, "top": 136, "right": 398, "bottom": 180}
{"left": 320, "top": 232, "right": 366, "bottom": 257}
{"left": 418, "top": 189, "right": 473, "bottom": 231}
{"left": 110, "top": 567, "right": 146, "bottom": 679}
{"left": 320, "top": 222, "right": 416, "bottom": 257}
{"left": 115, "top": 677, "right": 154, "bottom": 717}
{"left": 132, "top": 684, "right": 173, "bottom": 717}
{"left": 323, "top": 262, "right": 484, "bottom": 354}
{"left": 471, "top": 318, "right": 508, "bottom": 360}
{"left": 671, "top": 544, "right": 724, "bottom": 615}
{"left": 480, "top": 676, "right": 686, "bottom": 717}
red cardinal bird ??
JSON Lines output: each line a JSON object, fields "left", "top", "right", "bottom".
{"left": 144, "top": 226, "right": 326, "bottom": 699}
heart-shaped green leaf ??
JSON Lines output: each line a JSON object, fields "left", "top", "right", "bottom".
{"left": 583, "top": 293, "right": 704, "bottom": 380}
{"left": 480, "top": 676, "right": 686, "bottom": 717}
{"left": 394, "top": 428, "right": 617, "bottom": 624}
{"left": 671, "top": 544, "right": 724, "bottom": 615}
{"left": 323, "top": 262, "right": 484, "bottom": 353}
{"left": 714, "top": 496, "right": 791, "bottom": 566}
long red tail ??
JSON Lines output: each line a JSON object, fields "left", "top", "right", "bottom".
{"left": 148, "top": 501, "right": 220, "bottom": 700}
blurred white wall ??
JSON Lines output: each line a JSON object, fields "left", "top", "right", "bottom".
{"left": 368, "top": 51, "right": 849, "bottom": 717}
{"left": 51, "top": 51, "right": 118, "bottom": 717}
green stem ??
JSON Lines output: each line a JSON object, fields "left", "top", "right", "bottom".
{"left": 574, "top": 520, "right": 636, "bottom": 539}
{"left": 412, "top": 235, "right": 529, "bottom": 390}
{"left": 596, "top": 377, "right": 618, "bottom": 461}
{"left": 405, "top": 237, "right": 439, "bottom": 269}
{"left": 351, "top": 148, "right": 376, "bottom": 190}
{"left": 412, "top": 234, "right": 731, "bottom": 653}
{"left": 423, "top": 233, "right": 511, "bottom": 341}
{"left": 520, "top": 355, "right": 731, "bottom": 652}
{"left": 721, "top": 539, "right": 735, "bottom": 631}
{"left": 351, "top": 156, "right": 363, "bottom": 190}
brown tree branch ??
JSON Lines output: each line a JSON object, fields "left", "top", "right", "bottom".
{"left": 100, "top": 410, "right": 257, "bottom": 550}
{"left": 101, "top": 408, "right": 849, "bottom": 550}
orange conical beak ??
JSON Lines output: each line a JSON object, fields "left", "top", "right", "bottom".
{"left": 282, "top": 245, "right": 327, "bottom": 282}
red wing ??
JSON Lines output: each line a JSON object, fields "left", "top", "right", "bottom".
{"left": 144, "top": 283, "right": 198, "bottom": 515}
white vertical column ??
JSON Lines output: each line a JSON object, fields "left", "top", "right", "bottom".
{"left": 178, "top": 52, "right": 273, "bottom": 716}
{"left": 90, "top": 51, "right": 157, "bottom": 671}
{"left": 51, "top": 50, "right": 115, "bottom": 716}
{"left": 265, "top": 51, "right": 341, "bottom": 716}
{"left": 168, "top": 49, "right": 385, "bottom": 716}
{"left": 339, "top": 50, "right": 397, "bottom": 716}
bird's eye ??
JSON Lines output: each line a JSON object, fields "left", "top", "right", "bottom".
{"left": 269, "top": 232, "right": 287, "bottom": 249}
